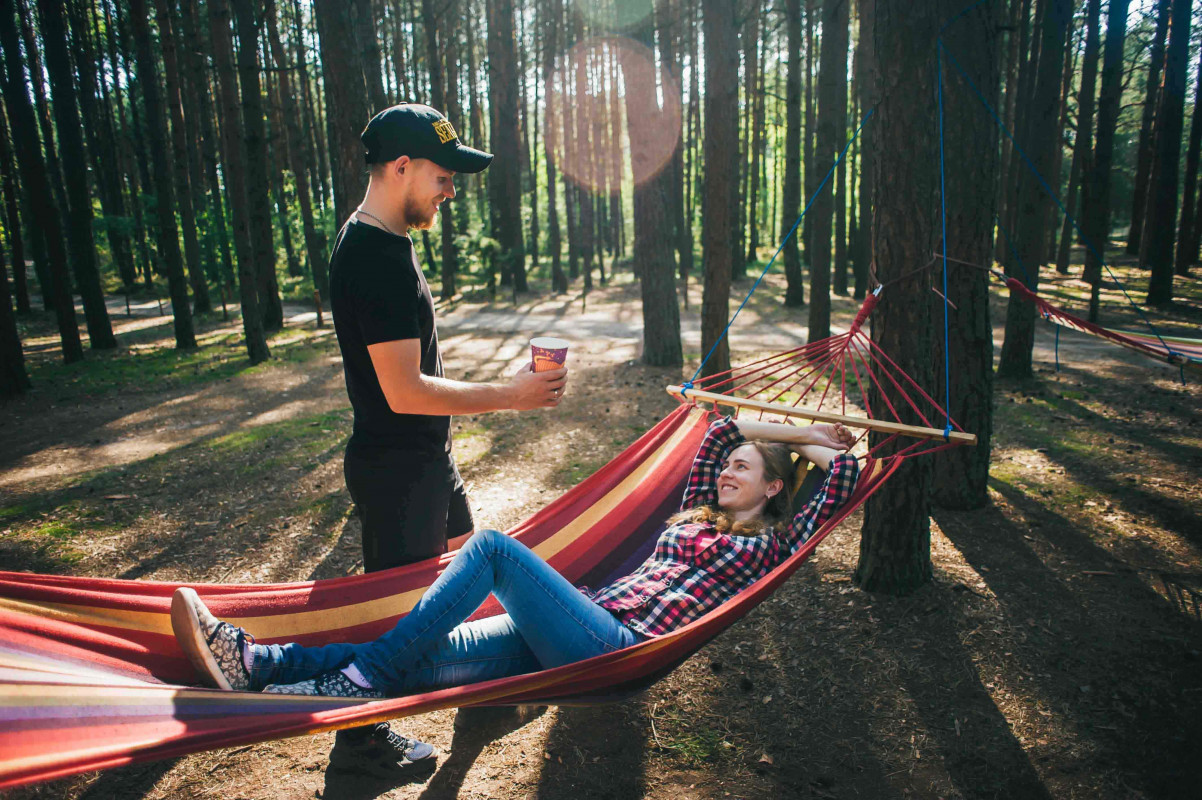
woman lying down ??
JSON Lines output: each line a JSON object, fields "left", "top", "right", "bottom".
{"left": 172, "top": 415, "right": 860, "bottom": 698}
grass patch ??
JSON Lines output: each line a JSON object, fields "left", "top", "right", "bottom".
{"left": 658, "top": 726, "right": 728, "bottom": 765}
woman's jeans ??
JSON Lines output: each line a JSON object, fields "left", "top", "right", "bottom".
{"left": 246, "top": 529, "right": 644, "bottom": 694}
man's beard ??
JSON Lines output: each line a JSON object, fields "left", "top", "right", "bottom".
{"left": 403, "top": 195, "right": 439, "bottom": 230}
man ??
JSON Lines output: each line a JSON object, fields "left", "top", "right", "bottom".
{"left": 326, "top": 103, "right": 567, "bottom": 775}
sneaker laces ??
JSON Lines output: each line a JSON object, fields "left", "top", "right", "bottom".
{"left": 377, "top": 724, "right": 417, "bottom": 756}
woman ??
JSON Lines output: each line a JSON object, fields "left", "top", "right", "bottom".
{"left": 172, "top": 415, "right": 859, "bottom": 699}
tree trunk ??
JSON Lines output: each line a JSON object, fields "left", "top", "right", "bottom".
{"left": 128, "top": 0, "right": 197, "bottom": 349}
{"left": 1055, "top": 0, "right": 1100, "bottom": 275}
{"left": 151, "top": 0, "right": 211, "bottom": 315}
{"left": 699, "top": 0, "right": 738, "bottom": 379}
{"left": 781, "top": 0, "right": 804, "bottom": 307}
{"left": 1126, "top": 0, "right": 1170, "bottom": 256}
{"left": 0, "top": 20, "right": 80, "bottom": 360}
{"left": 544, "top": 0, "right": 566, "bottom": 293}
{"left": 314, "top": 0, "right": 371, "bottom": 229}
{"left": 0, "top": 242, "right": 28, "bottom": 396}
{"left": 1079, "top": 0, "right": 1127, "bottom": 322}
{"left": 622, "top": 21, "right": 682, "bottom": 367}
{"left": 66, "top": 0, "right": 136, "bottom": 296}
{"left": 233, "top": 0, "right": 283, "bottom": 331}
{"left": 853, "top": 0, "right": 874, "bottom": 299}
{"left": 354, "top": 0, "right": 387, "bottom": 111}
{"left": 745, "top": 0, "right": 765, "bottom": 266}
{"left": 209, "top": 0, "right": 270, "bottom": 363}
{"left": 1142, "top": 0, "right": 1191, "bottom": 305}
{"left": 488, "top": 0, "right": 527, "bottom": 292}
{"left": 931, "top": 8, "right": 999, "bottom": 511}
{"left": 856, "top": 0, "right": 941, "bottom": 595}
{"left": 0, "top": 103, "right": 30, "bottom": 314}
{"left": 802, "top": 0, "right": 816, "bottom": 263}
{"left": 110, "top": 0, "right": 156, "bottom": 289}
{"left": 36, "top": 0, "right": 116, "bottom": 349}
{"left": 1172, "top": 35, "right": 1202, "bottom": 276}
{"left": 808, "top": 0, "right": 848, "bottom": 343}
{"left": 265, "top": 0, "right": 329, "bottom": 299}
{"left": 421, "top": 0, "right": 461, "bottom": 298}
{"left": 996, "top": 0, "right": 1072, "bottom": 379}
{"left": 996, "top": 0, "right": 1028, "bottom": 262}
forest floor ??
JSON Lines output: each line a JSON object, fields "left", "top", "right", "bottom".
{"left": 2, "top": 256, "right": 1201, "bottom": 800}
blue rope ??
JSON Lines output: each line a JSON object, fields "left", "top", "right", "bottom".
{"left": 937, "top": 42, "right": 952, "bottom": 439}
{"left": 689, "top": 109, "right": 875, "bottom": 384}
{"left": 938, "top": 39, "right": 1183, "bottom": 364}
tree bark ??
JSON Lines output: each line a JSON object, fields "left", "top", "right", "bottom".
{"left": 1126, "top": 0, "right": 1170, "bottom": 256}
{"left": 15, "top": 0, "right": 69, "bottom": 246}
{"left": 0, "top": 102, "right": 29, "bottom": 314}
{"left": 1079, "top": 0, "right": 1127, "bottom": 322}
{"left": 931, "top": 7, "right": 999, "bottom": 511}
{"left": 781, "top": 0, "right": 804, "bottom": 307}
{"left": 1172, "top": 34, "right": 1202, "bottom": 276}
{"left": 209, "top": 0, "right": 270, "bottom": 363}
{"left": 36, "top": 0, "right": 116, "bottom": 349}
{"left": 421, "top": 0, "right": 461, "bottom": 298}
{"left": 856, "top": 0, "right": 940, "bottom": 595}
{"left": 622, "top": 21, "right": 682, "bottom": 367}
{"left": 127, "top": 0, "right": 196, "bottom": 349}
{"left": 151, "top": 0, "right": 211, "bottom": 315}
{"left": 354, "top": 0, "right": 387, "bottom": 111}
{"left": 487, "top": 0, "right": 527, "bottom": 292}
{"left": 1142, "top": 0, "right": 1191, "bottom": 305}
{"left": 808, "top": 0, "right": 849, "bottom": 342}
{"left": 67, "top": 0, "right": 136, "bottom": 295}
{"left": 233, "top": 0, "right": 284, "bottom": 330}
{"left": 853, "top": 0, "right": 875, "bottom": 300}
{"left": 314, "top": 0, "right": 371, "bottom": 229}
{"left": 544, "top": 0, "right": 566, "bottom": 293}
{"left": 0, "top": 240, "right": 28, "bottom": 396}
{"left": 996, "top": 0, "right": 1071, "bottom": 379}
{"left": 699, "top": 0, "right": 738, "bottom": 379}
{"left": 265, "top": 0, "right": 329, "bottom": 300}
{"left": 1055, "top": 0, "right": 1100, "bottom": 275}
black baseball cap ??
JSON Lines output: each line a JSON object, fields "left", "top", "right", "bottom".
{"left": 361, "top": 104, "right": 493, "bottom": 174}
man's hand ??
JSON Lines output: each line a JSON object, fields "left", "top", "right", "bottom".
{"left": 791, "top": 422, "right": 856, "bottom": 453}
{"left": 507, "top": 363, "right": 568, "bottom": 410}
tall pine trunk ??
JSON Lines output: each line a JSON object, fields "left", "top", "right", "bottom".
{"left": 128, "top": 0, "right": 196, "bottom": 349}
{"left": 37, "top": 0, "right": 116, "bottom": 349}
{"left": 1177, "top": 42, "right": 1202, "bottom": 275}
{"left": 1055, "top": 0, "right": 1100, "bottom": 275}
{"left": 853, "top": 0, "right": 875, "bottom": 300}
{"left": 487, "top": 0, "right": 528, "bottom": 293}
{"left": 314, "top": 0, "right": 371, "bottom": 228}
{"left": 1126, "top": 0, "right": 1170, "bottom": 256}
{"left": 781, "top": 0, "right": 804, "bottom": 307}
{"left": 0, "top": 242, "right": 27, "bottom": 395}
{"left": 1143, "top": 0, "right": 1191, "bottom": 305}
{"left": 699, "top": 0, "right": 737, "bottom": 379}
{"left": 808, "top": 0, "right": 848, "bottom": 342}
{"left": 544, "top": 0, "right": 566, "bottom": 293}
{"left": 209, "top": 0, "right": 269, "bottom": 363}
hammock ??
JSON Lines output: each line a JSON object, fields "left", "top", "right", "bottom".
{"left": 1001, "top": 276, "right": 1202, "bottom": 372}
{"left": 0, "top": 290, "right": 972, "bottom": 789}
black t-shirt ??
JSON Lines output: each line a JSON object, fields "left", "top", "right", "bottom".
{"left": 329, "top": 220, "right": 450, "bottom": 455}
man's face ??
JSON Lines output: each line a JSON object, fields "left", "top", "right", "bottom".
{"left": 400, "top": 158, "right": 456, "bottom": 230}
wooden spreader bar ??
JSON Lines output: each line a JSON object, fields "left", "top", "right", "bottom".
{"left": 666, "top": 386, "right": 978, "bottom": 446}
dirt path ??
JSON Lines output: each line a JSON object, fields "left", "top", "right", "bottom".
{"left": 3, "top": 273, "right": 1201, "bottom": 800}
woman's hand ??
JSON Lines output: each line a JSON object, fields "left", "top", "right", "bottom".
{"left": 792, "top": 422, "right": 856, "bottom": 453}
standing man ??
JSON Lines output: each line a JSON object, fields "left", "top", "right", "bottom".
{"left": 326, "top": 104, "right": 567, "bottom": 775}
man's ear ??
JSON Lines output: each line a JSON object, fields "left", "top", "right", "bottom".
{"left": 394, "top": 155, "right": 411, "bottom": 176}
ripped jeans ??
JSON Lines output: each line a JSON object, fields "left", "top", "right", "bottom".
{"left": 247, "top": 529, "right": 644, "bottom": 694}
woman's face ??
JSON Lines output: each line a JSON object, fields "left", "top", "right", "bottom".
{"left": 717, "top": 443, "right": 781, "bottom": 515}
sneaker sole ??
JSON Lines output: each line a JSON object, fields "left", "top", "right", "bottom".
{"left": 171, "top": 587, "right": 235, "bottom": 691}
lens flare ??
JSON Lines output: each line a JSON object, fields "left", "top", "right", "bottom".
{"left": 545, "top": 36, "right": 681, "bottom": 192}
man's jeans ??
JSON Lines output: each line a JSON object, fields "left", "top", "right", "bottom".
{"left": 247, "top": 529, "right": 644, "bottom": 694}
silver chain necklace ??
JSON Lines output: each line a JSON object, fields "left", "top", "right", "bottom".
{"left": 355, "top": 207, "right": 397, "bottom": 236}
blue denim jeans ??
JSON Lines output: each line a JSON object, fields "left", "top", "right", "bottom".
{"left": 246, "top": 529, "right": 643, "bottom": 694}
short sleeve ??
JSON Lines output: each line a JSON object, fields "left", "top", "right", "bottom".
{"left": 351, "top": 250, "right": 422, "bottom": 346}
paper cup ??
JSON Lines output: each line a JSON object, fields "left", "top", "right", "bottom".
{"left": 530, "top": 337, "right": 569, "bottom": 373}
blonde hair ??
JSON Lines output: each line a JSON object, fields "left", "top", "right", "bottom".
{"left": 668, "top": 441, "right": 796, "bottom": 536}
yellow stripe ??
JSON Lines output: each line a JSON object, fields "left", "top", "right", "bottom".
{"left": 0, "top": 412, "right": 700, "bottom": 641}
{"left": 531, "top": 408, "right": 702, "bottom": 560}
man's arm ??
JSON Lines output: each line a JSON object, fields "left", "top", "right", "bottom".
{"left": 368, "top": 338, "right": 567, "bottom": 415}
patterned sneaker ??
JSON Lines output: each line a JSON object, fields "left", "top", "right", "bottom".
{"left": 170, "top": 587, "right": 255, "bottom": 691}
{"left": 329, "top": 722, "right": 437, "bottom": 775}
{"left": 262, "top": 669, "right": 383, "bottom": 698}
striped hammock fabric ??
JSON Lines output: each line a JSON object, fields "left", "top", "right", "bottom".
{"left": 1003, "top": 277, "right": 1202, "bottom": 370}
{"left": 0, "top": 404, "right": 899, "bottom": 789}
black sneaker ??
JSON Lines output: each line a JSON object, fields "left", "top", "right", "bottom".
{"left": 329, "top": 722, "right": 437, "bottom": 776}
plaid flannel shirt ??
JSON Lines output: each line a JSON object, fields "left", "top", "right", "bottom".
{"left": 588, "top": 416, "right": 859, "bottom": 638}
